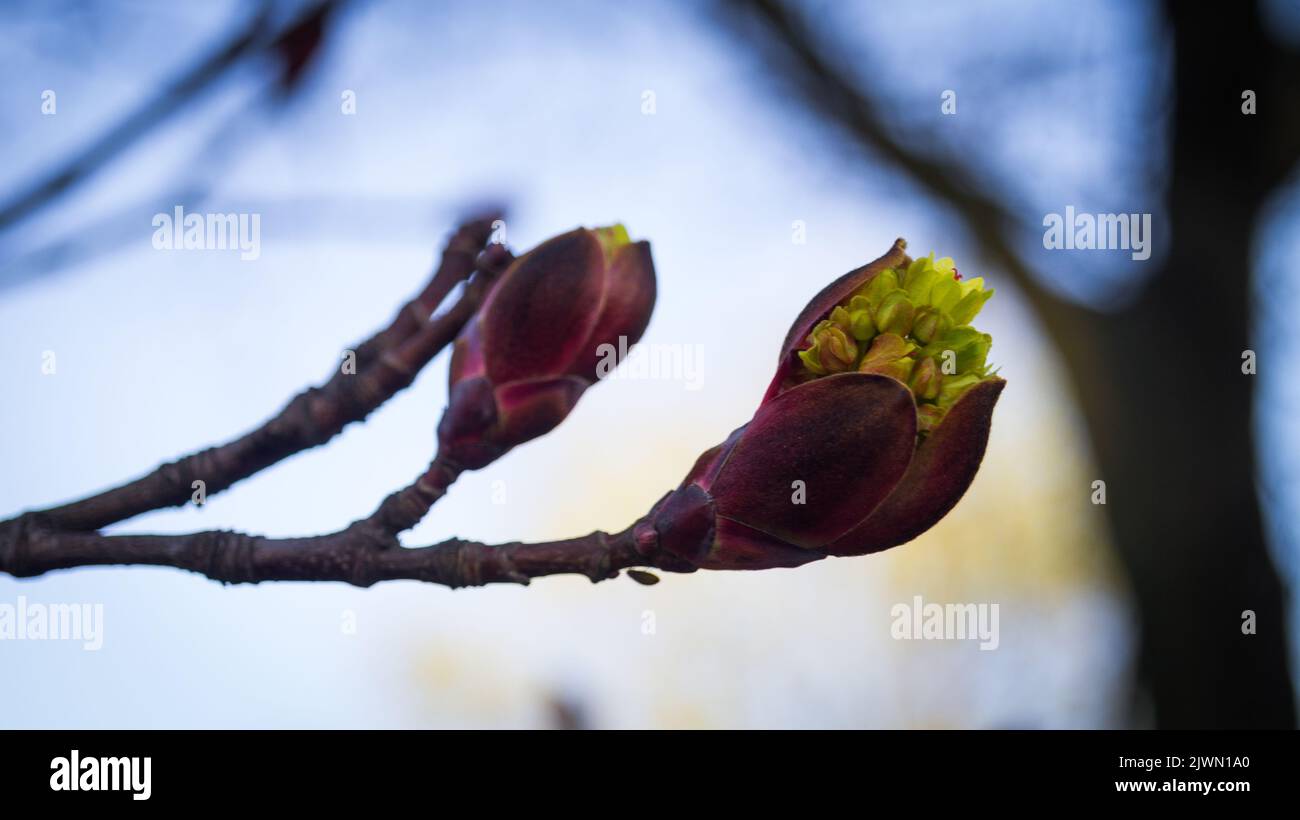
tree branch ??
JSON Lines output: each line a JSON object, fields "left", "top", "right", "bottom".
{"left": 362, "top": 456, "right": 465, "bottom": 537}
{"left": 717, "top": 0, "right": 1091, "bottom": 338}
{"left": 0, "top": 206, "right": 664, "bottom": 589}
{"left": 0, "top": 513, "right": 655, "bottom": 589}
{"left": 23, "top": 215, "right": 510, "bottom": 532}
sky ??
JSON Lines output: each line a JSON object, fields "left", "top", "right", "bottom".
{"left": 0, "top": 0, "right": 1294, "bottom": 727}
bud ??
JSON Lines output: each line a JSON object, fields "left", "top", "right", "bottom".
{"left": 798, "top": 310, "right": 859, "bottom": 375}
{"left": 636, "top": 239, "right": 1003, "bottom": 571}
{"left": 874, "top": 290, "right": 916, "bottom": 336}
{"left": 846, "top": 296, "right": 876, "bottom": 340}
{"left": 860, "top": 267, "right": 900, "bottom": 307}
{"left": 909, "top": 356, "right": 941, "bottom": 401}
{"left": 858, "top": 333, "right": 916, "bottom": 383}
{"left": 437, "top": 224, "right": 656, "bottom": 469}
{"left": 910, "top": 306, "right": 950, "bottom": 345}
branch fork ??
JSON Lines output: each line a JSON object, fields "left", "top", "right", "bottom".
{"left": 1, "top": 215, "right": 664, "bottom": 589}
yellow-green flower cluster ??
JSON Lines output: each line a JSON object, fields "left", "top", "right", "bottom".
{"left": 798, "top": 254, "right": 995, "bottom": 433}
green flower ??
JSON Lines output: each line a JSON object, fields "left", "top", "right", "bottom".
{"left": 796, "top": 248, "right": 997, "bottom": 436}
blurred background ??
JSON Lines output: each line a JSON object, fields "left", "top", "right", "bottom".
{"left": 1, "top": 0, "right": 1297, "bottom": 728}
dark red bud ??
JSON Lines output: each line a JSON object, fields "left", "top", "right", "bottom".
{"left": 707, "top": 373, "right": 917, "bottom": 551}
{"left": 647, "top": 374, "right": 923, "bottom": 570}
{"left": 827, "top": 377, "right": 1004, "bottom": 556}
{"left": 437, "top": 225, "right": 656, "bottom": 470}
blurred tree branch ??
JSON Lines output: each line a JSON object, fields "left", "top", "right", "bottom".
{"left": 0, "top": 0, "right": 345, "bottom": 236}
{"left": 719, "top": 0, "right": 1086, "bottom": 332}
{"left": 719, "top": 0, "right": 1299, "bottom": 727}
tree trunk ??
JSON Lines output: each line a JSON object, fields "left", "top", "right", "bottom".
{"left": 1056, "top": 3, "right": 1298, "bottom": 727}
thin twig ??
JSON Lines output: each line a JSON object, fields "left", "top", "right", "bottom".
{"left": 362, "top": 456, "right": 465, "bottom": 537}
{"left": 22, "top": 216, "right": 509, "bottom": 532}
